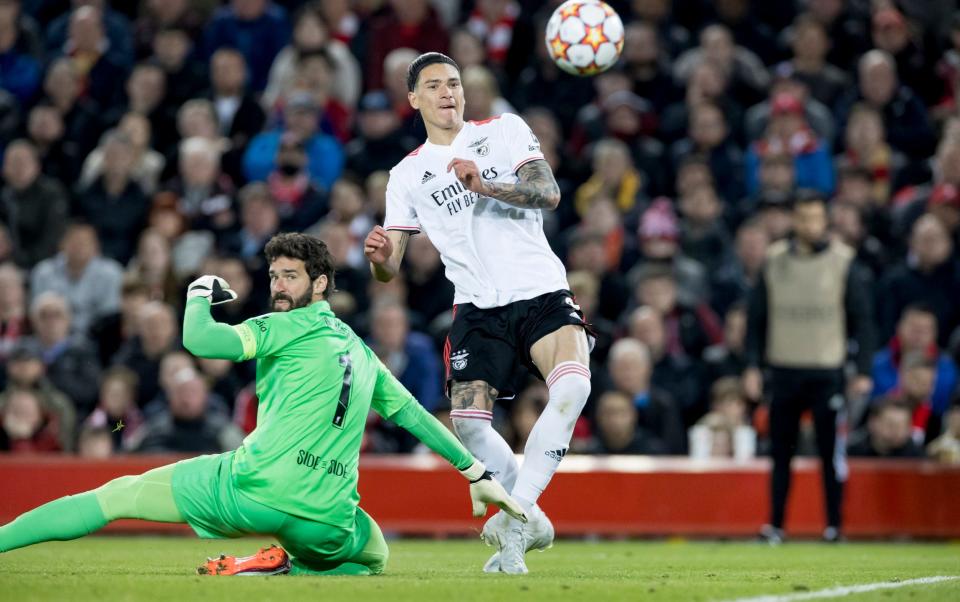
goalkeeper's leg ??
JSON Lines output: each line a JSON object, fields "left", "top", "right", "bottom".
{"left": 0, "top": 465, "right": 182, "bottom": 553}
{"left": 283, "top": 507, "right": 389, "bottom": 576}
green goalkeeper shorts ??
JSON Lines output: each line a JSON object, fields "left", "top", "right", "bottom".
{"left": 171, "top": 451, "right": 379, "bottom": 570}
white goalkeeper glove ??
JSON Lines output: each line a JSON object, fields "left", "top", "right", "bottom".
{"left": 460, "top": 460, "right": 528, "bottom": 523}
{"left": 187, "top": 275, "right": 238, "bottom": 305}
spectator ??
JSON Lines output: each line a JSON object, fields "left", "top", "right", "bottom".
{"left": 203, "top": 0, "right": 290, "bottom": 92}
{"left": 113, "top": 61, "right": 177, "bottom": 156}
{"left": 126, "top": 229, "right": 180, "bottom": 307}
{"left": 710, "top": 220, "right": 770, "bottom": 317}
{"left": 79, "top": 112, "right": 166, "bottom": 196}
{"left": 0, "top": 0, "right": 42, "bottom": 104}
{"left": 197, "top": 356, "right": 247, "bottom": 413}
{"left": 25, "top": 102, "right": 82, "bottom": 183}
{"left": 635, "top": 199, "right": 709, "bottom": 307}
{"left": 587, "top": 391, "right": 648, "bottom": 454}
{"left": 76, "top": 425, "right": 113, "bottom": 458}
{"left": 927, "top": 397, "right": 960, "bottom": 463}
{"left": 837, "top": 50, "right": 935, "bottom": 161}
{"left": 566, "top": 229, "right": 628, "bottom": 323}
{"left": 156, "top": 136, "right": 238, "bottom": 241}
{"left": 878, "top": 214, "right": 960, "bottom": 346}
{"left": 88, "top": 276, "right": 149, "bottom": 366}
{"left": 56, "top": 5, "right": 128, "bottom": 110}
{"left": 870, "top": 8, "right": 939, "bottom": 107}
{"left": 221, "top": 183, "right": 281, "bottom": 270}
{"left": 45, "top": 0, "right": 133, "bottom": 70}
{"left": 149, "top": 25, "right": 207, "bottom": 108}
{"left": 263, "top": 2, "right": 361, "bottom": 110}
{"left": 362, "top": 0, "right": 448, "bottom": 91}
{"left": 266, "top": 132, "right": 329, "bottom": 231}
{"left": 2, "top": 339, "right": 76, "bottom": 450}
{"left": 0, "top": 388, "right": 63, "bottom": 452}
{"left": 673, "top": 25, "right": 770, "bottom": 108}
{"left": 27, "top": 292, "right": 100, "bottom": 416}
{"left": 207, "top": 47, "right": 267, "bottom": 155}
{"left": 872, "top": 304, "right": 958, "bottom": 417}
{"left": 243, "top": 91, "right": 343, "bottom": 191}
{"left": 134, "top": 0, "right": 205, "bottom": 59}
{"left": 368, "top": 299, "right": 442, "bottom": 413}
{"left": 743, "top": 72, "right": 835, "bottom": 146}
{"left": 703, "top": 302, "right": 749, "bottom": 391}
{"left": 604, "top": 338, "right": 685, "bottom": 454}
{"left": 574, "top": 138, "right": 643, "bottom": 219}
{"left": 745, "top": 93, "right": 834, "bottom": 197}
{"left": 566, "top": 270, "right": 614, "bottom": 366}
{"left": 805, "top": 0, "right": 870, "bottom": 70}
{"left": 464, "top": 0, "right": 518, "bottom": 66}
{"left": 737, "top": 151, "right": 795, "bottom": 227}
{"left": 128, "top": 367, "right": 244, "bottom": 453}
{"left": 280, "top": 48, "right": 351, "bottom": 143}
{"left": 344, "top": 90, "right": 419, "bottom": 180}
{"left": 30, "top": 222, "right": 123, "bottom": 337}
{"left": 745, "top": 191, "right": 876, "bottom": 543}
{"left": 113, "top": 301, "right": 179, "bottom": 407}
{"left": 403, "top": 232, "right": 453, "bottom": 328}
{"left": 678, "top": 184, "right": 731, "bottom": 271}
{"left": 670, "top": 101, "right": 745, "bottom": 203}
{"left": 888, "top": 351, "right": 938, "bottom": 446}
{"left": 462, "top": 64, "right": 513, "bottom": 122}
{"left": 622, "top": 21, "right": 681, "bottom": 115}
{"left": 775, "top": 14, "right": 850, "bottom": 109}
{"left": 830, "top": 200, "right": 887, "bottom": 282}
{"left": 41, "top": 57, "right": 102, "bottom": 159}
{"left": 0, "top": 262, "right": 27, "bottom": 366}
{"left": 0, "top": 139, "right": 69, "bottom": 269}
{"left": 688, "top": 376, "right": 755, "bottom": 459}
{"left": 82, "top": 365, "right": 142, "bottom": 450}
{"left": 839, "top": 104, "right": 905, "bottom": 207}
{"left": 847, "top": 399, "right": 924, "bottom": 458}
{"left": 74, "top": 129, "right": 150, "bottom": 264}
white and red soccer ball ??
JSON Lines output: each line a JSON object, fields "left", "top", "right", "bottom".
{"left": 545, "top": 0, "right": 625, "bottom": 76}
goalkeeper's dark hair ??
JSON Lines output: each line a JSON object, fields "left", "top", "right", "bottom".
{"left": 264, "top": 233, "right": 336, "bottom": 297}
{"left": 406, "top": 52, "right": 460, "bottom": 92}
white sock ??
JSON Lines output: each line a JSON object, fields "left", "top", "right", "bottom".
{"left": 450, "top": 409, "right": 519, "bottom": 491}
{"left": 510, "top": 362, "right": 591, "bottom": 519}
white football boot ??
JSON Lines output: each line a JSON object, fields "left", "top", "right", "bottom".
{"left": 481, "top": 505, "right": 554, "bottom": 573}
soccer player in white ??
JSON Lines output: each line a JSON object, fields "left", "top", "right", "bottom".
{"left": 364, "top": 53, "right": 592, "bottom": 574}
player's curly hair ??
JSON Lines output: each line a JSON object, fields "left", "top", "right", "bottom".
{"left": 406, "top": 52, "right": 460, "bottom": 92}
{"left": 264, "top": 233, "right": 336, "bottom": 297}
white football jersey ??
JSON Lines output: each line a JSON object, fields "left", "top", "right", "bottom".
{"left": 384, "top": 113, "right": 568, "bottom": 308}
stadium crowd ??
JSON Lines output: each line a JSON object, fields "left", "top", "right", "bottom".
{"left": 1, "top": 0, "right": 959, "bottom": 464}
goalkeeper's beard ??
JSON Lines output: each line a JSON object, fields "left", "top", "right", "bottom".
{"left": 271, "top": 288, "right": 313, "bottom": 312}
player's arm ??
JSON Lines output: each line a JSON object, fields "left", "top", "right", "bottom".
{"left": 182, "top": 276, "right": 245, "bottom": 361}
{"left": 364, "top": 226, "right": 410, "bottom": 282}
{"left": 371, "top": 362, "right": 526, "bottom": 521}
{"left": 448, "top": 158, "right": 561, "bottom": 210}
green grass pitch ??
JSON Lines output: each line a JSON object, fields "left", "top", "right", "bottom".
{"left": 1, "top": 537, "right": 958, "bottom": 601}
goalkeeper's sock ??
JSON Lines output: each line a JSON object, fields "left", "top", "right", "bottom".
{"left": 510, "top": 362, "right": 591, "bottom": 517}
{"left": 0, "top": 492, "right": 107, "bottom": 553}
{"left": 450, "top": 409, "right": 519, "bottom": 491}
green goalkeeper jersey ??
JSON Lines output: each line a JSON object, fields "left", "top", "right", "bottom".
{"left": 182, "top": 297, "right": 474, "bottom": 529}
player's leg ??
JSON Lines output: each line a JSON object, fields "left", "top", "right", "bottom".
{"left": 809, "top": 372, "right": 847, "bottom": 540}
{"left": 766, "top": 370, "right": 804, "bottom": 539}
{"left": 449, "top": 380, "right": 519, "bottom": 491}
{"left": 446, "top": 304, "right": 521, "bottom": 491}
{"left": 514, "top": 324, "right": 591, "bottom": 513}
{"left": 282, "top": 508, "right": 389, "bottom": 576}
{"left": 0, "top": 464, "right": 182, "bottom": 553}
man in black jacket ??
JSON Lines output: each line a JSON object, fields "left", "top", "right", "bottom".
{"left": 744, "top": 190, "right": 876, "bottom": 543}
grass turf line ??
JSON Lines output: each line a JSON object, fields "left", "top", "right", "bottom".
{"left": 1, "top": 538, "right": 958, "bottom": 601}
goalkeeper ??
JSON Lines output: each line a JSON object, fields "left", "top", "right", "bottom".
{"left": 0, "top": 233, "right": 524, "bottom": 576}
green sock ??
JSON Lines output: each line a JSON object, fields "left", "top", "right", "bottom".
{"left": 288, "top": 558, "right": 373, "bottom": 576}
{"left": 0, "top": 493, "right": 107, "bottom": 553}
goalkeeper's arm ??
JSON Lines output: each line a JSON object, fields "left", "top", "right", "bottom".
{"left": 182, "top": 297, "right": 246, "bottom": 361}
{"left": 387, "top": 401, "right": 526, "bottom": 522}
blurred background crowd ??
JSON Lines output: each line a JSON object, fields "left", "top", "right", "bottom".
{"left": 1, "top": 0, "right": 959, "bottom": 463}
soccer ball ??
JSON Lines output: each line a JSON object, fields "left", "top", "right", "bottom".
{"left": 545, "top": 0, "right": 625, "bottom": 76}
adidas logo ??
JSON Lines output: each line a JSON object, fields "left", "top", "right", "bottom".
{"left": 421, "top": 171, "right": 436, "bottom": 184}
{"left": 545, "top": 448, "right": 567, "bottom": 462}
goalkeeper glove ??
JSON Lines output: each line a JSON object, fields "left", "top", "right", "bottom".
{"left": 187, "top": 275, "right": 238, "bottom": 305}
{"left": 460, "top": 460, "right": 528, "bottom": 523}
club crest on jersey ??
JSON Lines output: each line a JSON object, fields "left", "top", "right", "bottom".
{"left": 450, "top": 350, "right": 470, "bottom": 370}
{"left": 469, "top": 137, "right": 490, "bottom": 157}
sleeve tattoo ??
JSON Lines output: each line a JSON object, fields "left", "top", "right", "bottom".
{"left": 484, "top": 160, "right": 561, "bottom": 210}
